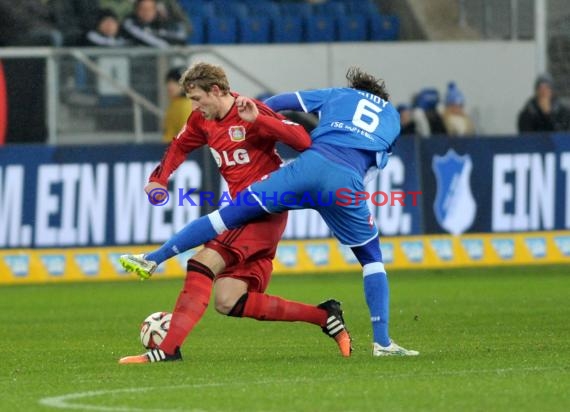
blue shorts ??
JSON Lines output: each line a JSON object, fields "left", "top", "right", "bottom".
{"left": 249, "top": 150, "right": 378, "bottom": 246}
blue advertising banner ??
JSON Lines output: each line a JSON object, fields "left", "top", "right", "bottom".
{"left": 420, "top": 135, "right": 570, "bottom": 234}
{"left": 2, "top": 134, "right": 569, "bottom": 249}
{"left": 0, "top": 144, "right": 217, "bottom": 248}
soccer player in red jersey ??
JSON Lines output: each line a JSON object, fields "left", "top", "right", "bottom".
{"left": 119, "top": 63, "right": 351, "bottom": 363}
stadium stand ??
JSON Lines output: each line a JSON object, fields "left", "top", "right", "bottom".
{"left": 305, "top": 15, "right": 336, "bottom": 43}
{"left": 272, "top": 15, "right": 305, "bottom": 43}
{"left": 246, "top": 1, "right": 281, "bottom": 19}
{"left": 369, "top": 15, "right": 400, "bottom": 41}
{"left": 188, "top": 16, "right": 205, "bottom": 44}
{"left": 206, "top": 16, "right": 238, "bottom": 44}
{"left": 213, "top": 1, "right": 249, "bottom": 19}
{"left": 180, "top": 0, "right": 216, "bottom": 18}
{"left": 279, "top": 2, "right": 313, "bottom": 19}
{"left": 238, "top": 16, "right": 272, "bottom": 44}
{"left": 176, "top": 0, "right": 400, "bottom": 44}
{"left": 341, "top": 0, "right": 380, "bottom": 16}
{"left": 312, "top": 2, "right": 347, "bottom": 17}
{"left": 337, "top": 15, "right": 368, "bottom": 42}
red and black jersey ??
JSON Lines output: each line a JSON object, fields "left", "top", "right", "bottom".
{"left": 150, "top": 93, "right": 311, "bottom": 197}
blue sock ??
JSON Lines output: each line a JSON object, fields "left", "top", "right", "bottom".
{"left": 363, "top": 266, "right": 391, "bottom": 347}
{"left": 351, "top": 238, "right": 391, "bottom": 347}
{"left": 146, "top": 201, "right": 266, "bottom": 265}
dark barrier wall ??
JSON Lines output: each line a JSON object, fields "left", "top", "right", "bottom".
{"left": 2, "top": 59, "right": 47, "bottom": 143}
{"left": 1, "top": 135, "right": 569, "bottom": 248}
{"left": 0, "top": 61, "right": 6, "bottom": 144}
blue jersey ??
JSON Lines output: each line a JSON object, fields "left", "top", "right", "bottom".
{"left": 296, "top": 87, "right": 400, "bottom": 152}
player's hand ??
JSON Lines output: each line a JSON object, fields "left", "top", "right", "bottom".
{"left": 144, "top": 182, "right": 168, "bottom": 205}
{"left": 236, "top": 96, "right": 259, "bottom": 123}
{"left": 145, "top": 181, "right": 166, "bottom": 195}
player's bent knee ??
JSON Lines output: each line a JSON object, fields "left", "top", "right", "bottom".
{"left": 217, "top": 293, "right": 249, "bottom": 317}
{"left": 214, "top": 295, "right": 237, "bottom": 315}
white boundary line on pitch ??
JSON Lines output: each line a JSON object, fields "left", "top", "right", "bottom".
{"left": 39, "top": 366, "right": 568, "bottom": 412}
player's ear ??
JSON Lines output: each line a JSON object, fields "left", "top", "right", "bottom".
{"left": 210, "top": 85, "right": 221, "bottom": 97}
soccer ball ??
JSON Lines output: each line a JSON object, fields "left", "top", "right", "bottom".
{"left": 140, "top": 311, "right": 172, "bottom": 349}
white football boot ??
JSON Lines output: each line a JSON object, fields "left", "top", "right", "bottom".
{"left": 119, "top": 254, "right": 157, "bottom": 280}
{"left": 373, "top": 341, "right": 419, "bottom": 357}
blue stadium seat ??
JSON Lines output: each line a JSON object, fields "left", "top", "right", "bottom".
{"left": 247, "top": 1, "right": 280, "bottom": 19}
{"left": 206, "top": 16, "right": 238, "bottom": 44}
{"left": 280, "top": 2, "right": 313, "bottom": 18}
{"left": 337, "top": 15, "right": 367, "bottom": 42}
{"left": 238, "top": 16, "right": 271, "bottom": 44}
{"left": 272, "top": 16, "right": 304, "bottom": 43}
{"left": 341, "top": 0, "right": 380, "bottom": 15}
{"left": 312, "top": 2, "right": 346, "bottom": 17}
{"left": 212, "top": 1, "right": 248, "bottom": 19}
{"left": 305, "top": 16, "right": 336, "bottom": 43}
{"left": 188, "top": 16, "right": 205, "bottom": 44}
{"left": 369, "top": 15, "right": 400, "bottom": 41}
{"left": 180, "top": 0, "right": 216, "bottom": 18}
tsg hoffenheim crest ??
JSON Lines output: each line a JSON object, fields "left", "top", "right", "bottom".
{"left": 432, "top": 149, "right": 477, "bottom": 235}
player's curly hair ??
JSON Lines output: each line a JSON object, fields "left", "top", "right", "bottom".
{"left": 180, "top": 62, "right": 230, "bottom": 94}
{"left": 346, "top": 67, "right": 389, "bottom": 101}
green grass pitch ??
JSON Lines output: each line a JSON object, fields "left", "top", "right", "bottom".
{"left": 1, "top": 265, "right": 569, "bottom": 411}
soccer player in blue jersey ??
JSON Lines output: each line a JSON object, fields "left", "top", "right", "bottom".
{"left": 121, "top": 67, "right": 419, "bottom": 357}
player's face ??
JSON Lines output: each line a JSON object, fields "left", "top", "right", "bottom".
{"left": 187, "top": 86, "right": 223, "bottom": 120}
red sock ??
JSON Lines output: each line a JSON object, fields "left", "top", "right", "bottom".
{"left": 159, "top": 261, "right": 213, "bottom": 354}
{"left": 242, "top": 292, "right": 327, "bottom": 326}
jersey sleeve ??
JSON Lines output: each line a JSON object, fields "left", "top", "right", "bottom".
{"left": 295, "top": 88, "right": 333, "bottom": 113}
{"left": 264, "top": 93, "right": 303, "bottom": 112}
{"left": 149, "top": 111, "right": 206, "bottom": 185}
{"left": 249, "top": 102, "right": 312, "bottom": 152}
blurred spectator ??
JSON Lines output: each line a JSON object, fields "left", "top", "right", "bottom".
{"left": 518, "top": 73, "right": 570, "bottom": 133}
{"left": 413, "top": 88, "right": 447, "bottom": 136}
{"left": 101, "top": 0, "right": 189, "bottom": 26}
{"left": 397, "top": 104, "right": 417, "bottom": 136}
{"left": 442, "top": 82, "right": 475, "bottom": 136}
{"left": 156, "top": 0, "right": 191, "bottom": 28}
{"left": 85, "top": 9, "right": 131, "bottom": 47}
{"left": 121, "top": 0, "right": 187, "bottom": 48}
{"left": 50, "top": 0, "right": 101, "bottom": 46}
{"left": 0, "top": 0, "right": 62, "bottom": 46}
{"left": 163, "top": 67, "right": 192, "bottom": 142}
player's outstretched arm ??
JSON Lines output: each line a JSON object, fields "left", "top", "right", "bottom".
{"left": 149, "top": 138, "right": 193, "bottom": 186}
{"left": 264, "top": 93, "right": 303, "bottom": 112}
{"left": 149, "top": 114, "right": 207, "bottom": 186}
{"left": 237, "top": 95, "right": 311, "bottom": 151}
{"left": 255, "top": 115, "right": 311, "bottom": 151}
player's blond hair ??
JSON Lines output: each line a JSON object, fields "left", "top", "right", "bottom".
{"left": 180, "top": 62, "right": 230, "bottom": 94}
